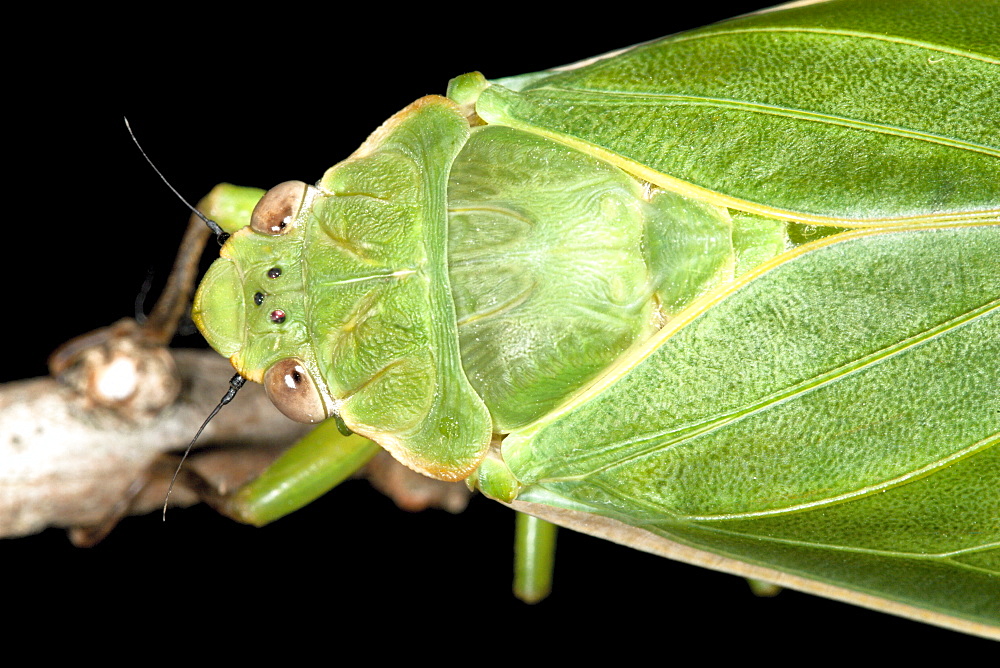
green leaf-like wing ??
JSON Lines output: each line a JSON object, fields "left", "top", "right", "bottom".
{"left": 481, "top": 0, "right": 999, "bottom": 224}
{"left": 478, "top": 2, "right": 999, "bottom": 632}
{"left": 504, "top": 224, "right": 999, "bottom": 631}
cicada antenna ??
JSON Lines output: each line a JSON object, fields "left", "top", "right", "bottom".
{"left": 162, "top": 374, "right": 247, "bottom": 520}
{"left": 121, "top": 120, "right": 246, "bottom": 518}
{"left": 123, "top": 117, "right": 230, "bottom": 245}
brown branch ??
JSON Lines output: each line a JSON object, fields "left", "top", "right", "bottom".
{"left": 1, "top": 336, "right": 470, "bottom": 540}
{"left": 0, "top": 348, "right": 310, "bottom": 538}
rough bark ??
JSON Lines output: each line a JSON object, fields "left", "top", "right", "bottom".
{"left": 0, "top": 349, "right": 309, "bottom": 538}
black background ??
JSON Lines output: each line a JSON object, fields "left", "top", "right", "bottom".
{"left": 7, "top": 2, "right": 993, "bottom": 651}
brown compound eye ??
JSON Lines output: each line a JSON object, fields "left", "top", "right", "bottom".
{"left": 263, "top": 358, "right": 328, "bottom": 423}
{"left": 250, "top": 181, "right": 309, "bottom": 235}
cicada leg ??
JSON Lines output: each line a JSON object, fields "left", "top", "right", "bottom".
{"left": 221, "top": 420, "right": 380, "bottom": 526}
{"left": 513, "top": 512, "right": 558, "bottom": 604}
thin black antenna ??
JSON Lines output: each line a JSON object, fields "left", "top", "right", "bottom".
{"left": 162, "top": 374, "right": 247, "bottom": 520}
{"left": 124, "top": 117, "right": 230, "bottom": 245}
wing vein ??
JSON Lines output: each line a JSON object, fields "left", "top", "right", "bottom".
{"left": 532, "top": 90, "right": 1000, "bottom": 157}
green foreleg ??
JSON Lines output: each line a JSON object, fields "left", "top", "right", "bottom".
{"left": 224, "top": 420, "right": 380, "bottom": 526}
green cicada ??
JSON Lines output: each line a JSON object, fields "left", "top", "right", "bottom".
{"left": 185, "top": 0, "right": 998, "bottom": 638}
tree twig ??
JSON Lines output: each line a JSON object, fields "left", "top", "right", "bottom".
{"left": 0, "top": 349, "right": 310, "bottom": 538}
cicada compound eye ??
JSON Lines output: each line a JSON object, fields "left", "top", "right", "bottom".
{"left": 263, "top": 358, "right": 328, "bottom": 423}
{"left": 250, "top": 181, "right": 309, "bottom": 235}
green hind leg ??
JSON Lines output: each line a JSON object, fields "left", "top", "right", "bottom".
{"left": 514, "top": 512, "right": 558, "bottom": 603}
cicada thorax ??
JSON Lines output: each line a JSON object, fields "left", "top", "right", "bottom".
{"left": 193, "top": 92, "right": 832, "bottom": 482}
